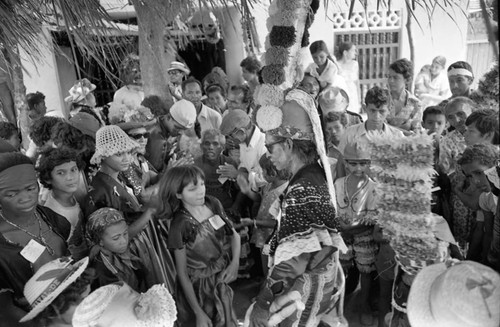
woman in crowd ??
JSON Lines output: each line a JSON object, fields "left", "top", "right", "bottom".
{"left": 386, "top": 58, "right": 423, "bottom": 133}
{"left": 249, "top": 88, "right": 344, "bottom": 326}
{"left": 337, "top": 41, "right": 361, "bottom": 113}
{"left": 0, "top": 152, "right": 73, "bottom": 322}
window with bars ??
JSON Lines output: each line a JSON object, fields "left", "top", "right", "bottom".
{"left": 332, "top": 10, "right": 403, "bottom": 100}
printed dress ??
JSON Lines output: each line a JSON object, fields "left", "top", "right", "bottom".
{"left": 256, "top": 163, "right": 344, "bottom": 326}
{"left": 168, "top": 196, "right": 238, "bottom": 327}
{"left": 387, "top": 90, "right": 422, "bottom": 131}
{"left": 85, "top": 172, "right": 176, "bottom": 293}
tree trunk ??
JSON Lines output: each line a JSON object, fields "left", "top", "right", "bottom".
{"left": 7, "top": 46, "right": 30, "bottom": 149}
{"left": 405, "top": 2, "right": 415, "bottom": 92}
{"left": 130, "top": 0, "right": 179, "bottom": 108}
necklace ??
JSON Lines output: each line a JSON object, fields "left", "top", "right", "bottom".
{"left": 0, "top": 210, "right": 56, "bottom": 256}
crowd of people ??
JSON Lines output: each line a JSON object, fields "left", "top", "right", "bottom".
{"left": 0, "top": 38, "right": 499, "bottom": 327}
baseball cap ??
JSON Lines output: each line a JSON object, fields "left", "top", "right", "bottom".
{"left": 169, "top": 99, "right": 197, "bottom": 129}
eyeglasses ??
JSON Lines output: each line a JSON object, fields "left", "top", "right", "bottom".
{"left": 129, "top": 132, "right": 150, "bottom": 140}
{"left": 265, "top": 139, "right": 286, "bottom": 153}
{"left": 345, "top": 160, "right": 371, "bottom": 167}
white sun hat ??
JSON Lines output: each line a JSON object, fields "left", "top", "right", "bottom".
{"left": 408, "top": 260, "right": 500, "bottom": 327}
{"left": 90, "top": 125, "right": 140, "bottom": 165}
{"left": 20, "top": 257, "right": 89, "bottom": 322}
{"left": 73, "top": 282, "right": 177, "bottom": 327}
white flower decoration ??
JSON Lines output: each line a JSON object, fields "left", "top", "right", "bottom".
{"left": 254, "top": 84, "right": 285, "bottom": 107}
{"left": 256, "top": 105, "right": 283, "bottom": 131}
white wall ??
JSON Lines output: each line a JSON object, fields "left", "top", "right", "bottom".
{"left": 20, "top": 27, "right": 68, "bottom": 117}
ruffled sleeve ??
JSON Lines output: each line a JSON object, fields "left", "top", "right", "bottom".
{"left": 167, "top": 213, "right": 196, "bottom": 249}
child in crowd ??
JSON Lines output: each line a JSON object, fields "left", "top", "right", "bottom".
{"left": 86, "top": 208, "right": 160, "bottom": 292}
{"left": 85, "top": 125, "right": 175, "bottom": 293}
{"left": 456, "top": 144, "right": 499, "bottom": 263}
{"left": 0, "top": 122, "right": 21, "bottom": 151}
{"left": 238, "top": 154, "right": 288, "bottom": 276}
{"left": 206, "top": 84, "right": 227, "bottom": 114}
{"left": 19, "top": 257, "right": 94, "bottom": 326}
{"left": 464, "top": 108, "right": 499, "bottom": 146}
{"left": 422, "top": 106, "right": 447, "bottom": 137}
{"left": 160, "top": 165, "right": 240, "bottom": 327}
{"left": 226, "top": 85, "right": 253, "bottom": 115}
{"left": 334, "top": 141, "right": 378, "bottom": 325}
{"left": 422, "top": 106, "right": 452, "bottom": 225}
{"left": 37, "top": 148, "right": 84, "bottom": 239}
{"left": 299, "top": 73, "right": 321, "bottom": 99}
{"left": 306, "top": 40, "right": 345, "bottom": 89}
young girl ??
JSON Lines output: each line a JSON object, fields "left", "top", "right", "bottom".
{"left": 160, "top": 165, "right": 240, "bottom": 327}
{"left": 84, "top": 125, "right": 176, "bottom": 293}
{"left": 306, "top": 40, "right": 346, "bottom": 89}
{"left": 238, "top": 154, "right": 288, "bottom": 276}
{"left": 86, "top": 207, "right": 159, "bottom": 292}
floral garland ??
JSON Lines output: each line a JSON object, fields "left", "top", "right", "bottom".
{"left": 369, "top": 133, "right": 442, "bottom": 274}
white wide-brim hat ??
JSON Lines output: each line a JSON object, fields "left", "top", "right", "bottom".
{"left": 20, "top": 257, "right": 89, "bottom": 322}
{"left": 408, "top": 260, "right": 500, "bottom": 327}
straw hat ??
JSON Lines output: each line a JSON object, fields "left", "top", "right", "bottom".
{"left": 65, "top": 78, "right": 96, "bottom": 103}
{"left": 318, "top": 86, "right": 349, "bottom": 113}
{"left": 343, "top": 140, "right": 371, "bottom": 161}
{"left": 167, "top": 61, "right": 190, "bottom": 75}
{"left": 90, "top": 125, "right": 140, "bottom": 165}
{"left": 408, "top": 260, "right": 500, "bottom": 327}
{"left": 20, "top": 257, "right": 89, "bottom": 322}
{"left": 108, "top": 103, "right": 156, "bottom": 131}
{"left": 68, "top": 112, "right": 101, "bottom": 138}
{"left": 73, "top": 283, "right": 177, "bottom": 327}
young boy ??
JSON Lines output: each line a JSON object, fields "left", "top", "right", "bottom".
{"left": 464, "top": 108, "right": 499, "bottom": 146}
{"left": 422, "top": 106, "right": 447, "bottom": 136}
{"left": 0, "top": 122, "right": 21, "bottom": 151}
{"left": 338, "top": 86, "right": 404, "bottom": 154}
{"left": 334, "top": 141, "right": 378, "bottom": 325}
{"left": 456, "top": 144, "right": 499, "bottom": 263}
{"left": 36, "top": 148, "right": 84, "bottom": 239}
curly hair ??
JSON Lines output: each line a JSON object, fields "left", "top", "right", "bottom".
{"left": 240, "top": 56, "right": 262, "bottom": 74}
{"left": 36, "top": 148, "right": 84, "bottom": 189}
{"left": 26, "top": 92, "right": 45, "bottom": 111}
{"left": 51, "top": 122, "right": 96, "bottom": 167}
{"left": 364, "top": 86, "right": 391, "bottom": 108}
{"left": 36, "top": 268, "right": 96, "bottom": 325}
{"left": 0, "top": 152, "right": 33, "bottom": 173}
{"left": 389, "top": 58, "right": 414, "bottom": 82}
{"left": 0, "top": 122, "right": 19, "bottom": 140}
{"left": 291, "top": 139, "right": 319, "bottom": 165}
{"left": 465, "top": 108, "right": 499, "bottom": 144}
{"left": 324, "top": 111, "right": 348, "bottom": 127}
{"left": 457, "top": 143, "right": 499, "bottom": 167}
{"left": 29, "top": 116, "right": 63, "bottom": 147}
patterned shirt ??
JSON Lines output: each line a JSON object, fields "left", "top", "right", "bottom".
{"left": 439, "top": 130, "right": 466, "bottom": 175}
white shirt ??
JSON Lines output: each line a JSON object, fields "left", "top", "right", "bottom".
{"left": 198, "top": 104, "right": 222, "bottom": 133}
{"left": 239, "top": 127, "right": 267, "bottom": 191}
{"left": 338, "top": 122, "right": 405, "bottom": 153}
{"left": 306, "top": 60, "right": 348, "bottom": 90}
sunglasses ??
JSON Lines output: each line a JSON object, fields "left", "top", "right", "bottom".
{"left": 345, "top": 160, "right": 371, "bottom": 167}
{"left": 129, "top": 132, "right": 150, "bottom": 140}
{"left": 265, "top": 139, "right": 286, "bottom": 153}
